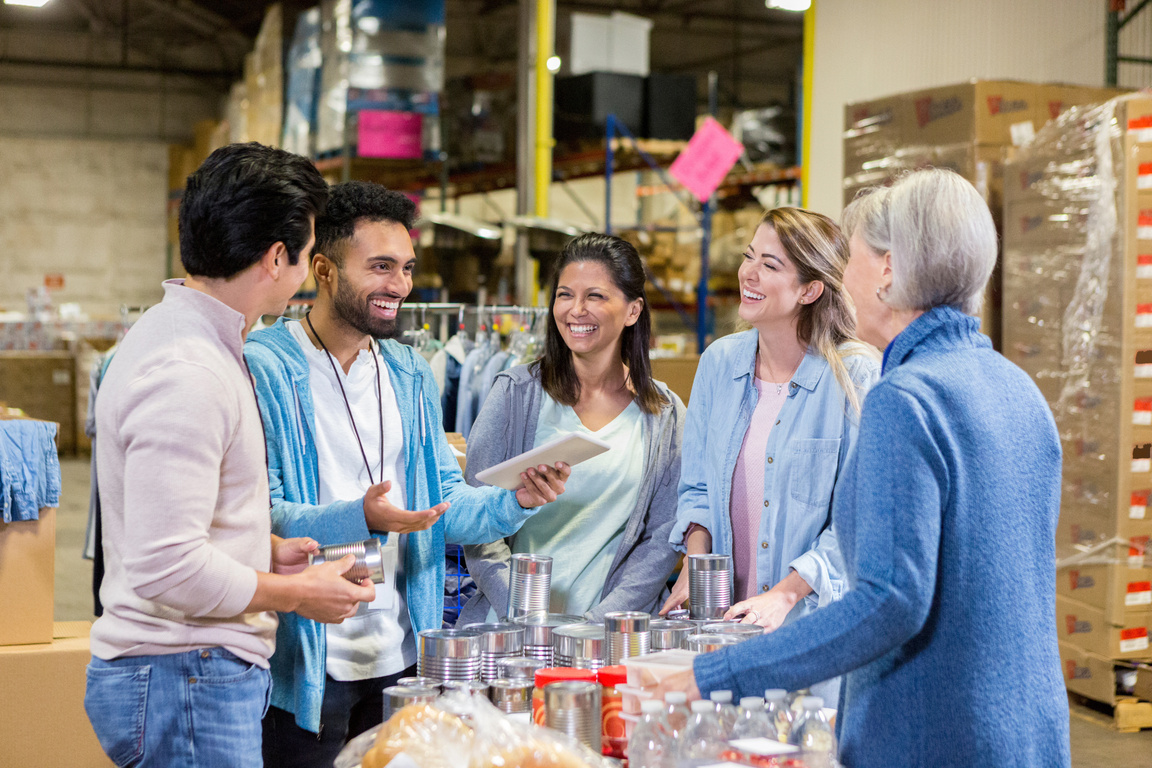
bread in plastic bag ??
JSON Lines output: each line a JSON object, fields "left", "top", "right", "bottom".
{"left": 334, "top": 691, "right": 614, "bottom": 768}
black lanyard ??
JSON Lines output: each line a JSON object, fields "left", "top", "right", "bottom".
{"left": 305, "top": 312, "right": 385, "bottom": 486}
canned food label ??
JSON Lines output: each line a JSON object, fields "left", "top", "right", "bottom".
{"left": 1137, "top": 399, "right": 1152, "bottom": 425}
{"left": 1133, "top": 458, "right": 1151, "bottom": 474}
{"left": 1137, "top": 363, "right": 1152, "bottom": 378}
{"left": 1132, "top": 491, "right": 1149, "bottom": 519}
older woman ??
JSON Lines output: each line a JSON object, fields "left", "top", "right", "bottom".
{"left": 688, "top": 169, "right": 1069, "bottom": 767}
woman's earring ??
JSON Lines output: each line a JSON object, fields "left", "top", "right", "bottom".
{"left": 875, "top": 285, "right": 888, "bottom": 303}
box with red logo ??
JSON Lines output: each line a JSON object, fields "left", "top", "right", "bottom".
{"left": 1057, "top": 563, "right": 1152, "bottom": 624}
{"left": 1056, "top": 595, "right": 1152, "bottom": 660}
{"left": 1059, "top": 642, "right": 1121, "bottom": 704}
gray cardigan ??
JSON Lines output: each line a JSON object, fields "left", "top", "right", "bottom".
{"left": 458, "top": 364, "right": 685, "bottom": 624}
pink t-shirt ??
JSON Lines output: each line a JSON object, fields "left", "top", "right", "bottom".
{"left": 729, "top": 378, "right": 789, "bottom": 601}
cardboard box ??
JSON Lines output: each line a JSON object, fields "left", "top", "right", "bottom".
{"left": 0, "top": 507, "right": 55, "bottom": 646}
{"left": 1059, "top": 641, "right": 1120, "bottom": 704}
{"left": 1058, "top": 563, "right": 1152, "bottom": 624}
{"left": 0, "top": 352, "right": 76, "bottom": 453}
{"left": 0, "top": 622, "right": 114, "bottom": 767}
{"left": 445, "top": 432, "right": 467, "bottom": 472}
{"left": 1056, "top": 594, "right": 1152, "bottom": 660}
{"left": 650, "top": 356, "right": 700, "bottom": 404}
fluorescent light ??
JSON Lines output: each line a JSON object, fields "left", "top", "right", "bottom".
{"left": 766, "top": 0, "right": 811, "bottom": 10}
{"left": 546, "top": 55, "right": 562, "bottom": 73}
{"left": 4, "top": 0, "right": 52, "bottom": 6}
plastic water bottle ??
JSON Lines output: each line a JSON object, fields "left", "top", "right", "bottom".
{"left": 764, "top": 688, "right": 791, "bottom": 742}
{"left": 628, "top": 699, "right": 673, "bottom": 768}
{"left": 680, "top": 699, "right": 726, "bottom": 760}
{"left": 789, "top": 696, "right": 836, "bottom": 766}
{"left": 709, "top": 689, "right": 739, "bottom": 737}
{"left": 663, "top": 691, "right": 691, "bottom": 742}
{"left": 731, "top": 696, "right": 773, "bottom": 740}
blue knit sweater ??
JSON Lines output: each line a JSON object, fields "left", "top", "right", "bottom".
{"left": 694, "top": 306, "right": 1070, "bottom": 768}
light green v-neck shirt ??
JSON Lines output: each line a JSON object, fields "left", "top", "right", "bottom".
{"left": 511, "top": 395, "right": 645, "bottom": 616}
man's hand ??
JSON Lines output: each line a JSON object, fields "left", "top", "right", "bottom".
{"left": 515, "top": 462, "right": 571, "bottom": 509}
{"left": 363, "top": 480, "right": 449, "bottom": 533}
{"left": 293, "top": 554, "right": 378, "bottom": 624}
{"left": 271, "top": 535, "right": 318, "bottom": 575}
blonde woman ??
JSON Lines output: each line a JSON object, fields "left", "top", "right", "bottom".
{"left": 662, "top": 207, "right": 878, "bottom": 702}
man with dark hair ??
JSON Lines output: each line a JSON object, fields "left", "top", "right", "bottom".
{"left": 245, "top": 180, "right": 570, "bottom": 765}
{"left": 86, "top": 144, "right": 378, "bottom": 768}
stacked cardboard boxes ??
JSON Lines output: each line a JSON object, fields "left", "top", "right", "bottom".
{"left": 0, "top": 443, "right": 111, "bottom": 763}
{"left": 1003, "top": 95, "right": 1152, "bottom": 706}
{"left": 843, "top": 80, "right": 1127, "bottom": 349}
{"left": 0, "top": 352, "right": 77, "bottom": 453}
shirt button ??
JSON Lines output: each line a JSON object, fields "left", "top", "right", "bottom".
{"left": 767, "top": 457, "right": 773, "bottom": 464}
{"left": 761, "top": 541, "right": 769, "bottom": 549}
{"left": 762, "top": 584, "right": 770, "bottom": 592}
{"left": 775, "top": 420, "right": 780, "bottom": 425}
{"left": 764, "top": 500, "right": 770, "bottom": 508}
{"left": 189, "top": 677, "right": 197, "bottom": 684}
{"left": 201, "top": 651, "right": 210, "bottom": 659}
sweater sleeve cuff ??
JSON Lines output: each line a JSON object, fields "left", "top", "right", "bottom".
{"left": 693, "top": 644, "right": 736, "bottom": 698}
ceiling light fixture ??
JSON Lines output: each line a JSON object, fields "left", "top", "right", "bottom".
{"left": 766, "top": 0, "right": 811, "bottom": 10}
{"left": 546, "top": 55, "right": 562, "bottom": 73}
{"left": 4, "top": 0, "right": 52, "bottom": 7}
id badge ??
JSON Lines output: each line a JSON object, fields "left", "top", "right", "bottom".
{"left": 360, "top": 537, "right": 399, "bottom": 615}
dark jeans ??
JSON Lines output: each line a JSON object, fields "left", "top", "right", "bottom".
{"left": 261, "top": 665, "right": 416, "bottom": 768}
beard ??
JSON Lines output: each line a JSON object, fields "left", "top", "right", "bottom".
{"left": 332, "top": 272, "right": 402, "bottom": 339}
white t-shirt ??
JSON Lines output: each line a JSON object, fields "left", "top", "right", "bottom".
{"left": 288, "top": 321, "right": 417, "bottom": 680}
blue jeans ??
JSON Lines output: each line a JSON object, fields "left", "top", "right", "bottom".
{"left": 85, "top": 647, "right": 272, "bottom": 768}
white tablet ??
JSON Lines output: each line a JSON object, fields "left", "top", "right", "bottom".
{"left": 473, "top": 432, "right": 611, "bottom": 490}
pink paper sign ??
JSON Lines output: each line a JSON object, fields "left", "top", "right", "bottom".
{"left": 358, "top": 110, "right": 424, "bottom": 159}
{"left": 668, "top": 117, "right": 744, "bottom": 202}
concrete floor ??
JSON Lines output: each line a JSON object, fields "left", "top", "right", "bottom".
{"left": 53, "top": 457, "right": 1152, "bottom": 765}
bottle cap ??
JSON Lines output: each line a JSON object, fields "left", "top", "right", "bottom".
{"left": 740, "top": 696, "right": 765, "bottom": 709}
{"left": 533, "top": 667, "right": 597, "bottom": 688}
{"left": 710, "top": 690, "right": 733, "bottom": 704}
{"left": 802, "top": 696, "right": 824, "bottom": 710}
{"left": 664, "top": 691, "right": 688, "bottom": 704}
{"left": 691, "top": 700, "right": 714, "bottom": 713}
{"left": 764, "top": 688, "right": 787, "bottom": 701}
{"left": 641, "top": 699, "right": 665, "bottom": 714}
{"left": 596, "top": 665, "right": 628, "bottom": 688}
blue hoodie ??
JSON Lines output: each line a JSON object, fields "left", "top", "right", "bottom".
{"left": 245, "top": 318, "right": 533, "bottom": 733}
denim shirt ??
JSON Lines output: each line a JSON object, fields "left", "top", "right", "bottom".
{"left": 670, "top": 330, "right": 879, "bottom": 621}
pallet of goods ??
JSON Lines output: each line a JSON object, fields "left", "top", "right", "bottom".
{"left": 1002, "top": 94, "right": 1152, "bottom": 728}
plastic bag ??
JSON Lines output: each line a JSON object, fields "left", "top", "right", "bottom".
{"left": 334, "top": 692, "right": 613, "bottom": 768}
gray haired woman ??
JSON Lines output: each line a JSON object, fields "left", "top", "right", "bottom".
{"left": 686, "top": 169, "right": 1070, "bottom": 768}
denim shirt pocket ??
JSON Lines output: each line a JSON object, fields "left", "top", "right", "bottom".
{"left": 788, "top": 437, "right": 842, "bottom": 508}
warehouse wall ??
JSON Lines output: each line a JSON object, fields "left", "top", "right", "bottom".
{"left": 807, "top": 0, "right": 1107, "bottom": 218}
{"left": 0, "top": 27, "right": 223, "bottom": 317}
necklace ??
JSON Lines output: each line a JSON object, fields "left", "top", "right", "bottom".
{"left": 757, "top": 348, "right": 802, "bottom": 396}
{"left": 305, "top": 312, "right": 384, "bottom": 485}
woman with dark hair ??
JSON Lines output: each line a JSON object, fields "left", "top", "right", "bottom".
{"left": 457, "top": 233, "right": 685, "bottom": 622}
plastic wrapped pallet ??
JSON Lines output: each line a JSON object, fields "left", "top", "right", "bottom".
{"left": 245, "top": 4, "right": 284, "bottom": 149}
{"left": 282, "top": 7, "right": 323, "bottom": 157}
{"left": 843, "top": 81, "right": 1129, "bottom": 349}
{"left": 1003, "top": 96, "right": 1152, "bottom": 690}
{"left": 315, "top": 0, "right": 445, "bottom": 158}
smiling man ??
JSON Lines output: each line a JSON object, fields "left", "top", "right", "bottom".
{"left": 243, "top": 181, "right": 570, "bottom": 766}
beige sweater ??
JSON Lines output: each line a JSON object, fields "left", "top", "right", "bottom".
{"left": 91, "top": 280, "right": 275, "bottom": 667}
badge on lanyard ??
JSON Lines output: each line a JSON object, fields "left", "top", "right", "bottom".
{"left": 360, "top": 535, "right": 399, "bottom": 614}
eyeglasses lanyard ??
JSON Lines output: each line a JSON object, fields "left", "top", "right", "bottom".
{"left": 305, "top": 312, "right": 384, "bottom": 486}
